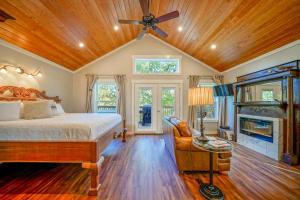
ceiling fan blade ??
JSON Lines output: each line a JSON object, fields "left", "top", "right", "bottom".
{"left": 137, "top": 27, "right": 147, "bottom": 40}
{"left": 139, "top": 0, "right": 150, "bottom": 16}
{"left": 155, "top": 10, "right": 179, "bottom": 23}
{"left": 118, "top": 19, "right": 142, "bottom": 25}
{"left": 153, "top": 26, "right": 168, "bottom": 38}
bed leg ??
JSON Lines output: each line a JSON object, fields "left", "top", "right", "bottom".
{"left": 82, "top": 156, "right": 104, "bottom": 196}
{"left": 122, "top": 128, "right": 127, "bottom": 142}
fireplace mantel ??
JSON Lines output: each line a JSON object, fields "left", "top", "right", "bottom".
{"left": 233, "top": 60, "right": 300, "bottom": 165}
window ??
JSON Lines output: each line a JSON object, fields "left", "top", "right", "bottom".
{"left": 197, "top": 83, "right": 218, "bottom": 121}
{"left": 133, "top": 55, "right": 181, "bottom": 74}
{"left": 261, "top": 89, "right": 274, "bottom": 101}
{"left": 94, "top": 81, "right": 117, "bottom": 113}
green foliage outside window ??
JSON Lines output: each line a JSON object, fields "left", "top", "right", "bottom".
{"left": 161, "top": 88, "right": 175, "bottom": 107}
{"left": 135, "top": 59, "right": 179, "bottom": 74}
{"left": 139, "top": 88, "right": 152, "bottom": 106}
{"left": 262, "top": 90, "right": 274, "bottom": 101}
{"left": 96, "top": 83, "right": 117, "bottom": 113}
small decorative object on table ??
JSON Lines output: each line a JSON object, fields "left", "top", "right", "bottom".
{"left": 192, "top": 136, "right": 232, "bottom": 200}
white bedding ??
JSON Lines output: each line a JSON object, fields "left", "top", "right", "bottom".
{"left": 0, "top": 113, "right": 122, "bottom": 141}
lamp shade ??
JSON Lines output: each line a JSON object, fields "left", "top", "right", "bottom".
{"left": 188, "top": 87, "right": 214, "bottom": 106}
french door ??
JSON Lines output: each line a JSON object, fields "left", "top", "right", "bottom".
{"left": 133, "top": 82, "right": 182, "bottom": 134}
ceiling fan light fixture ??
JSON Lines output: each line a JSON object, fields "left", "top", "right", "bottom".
{"left": 0, "top": 67, "right": 7, "bottom": 74}
{"left": 118, "top": 0, "right": 179, "bottom": 40}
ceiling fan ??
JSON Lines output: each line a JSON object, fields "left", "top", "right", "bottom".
{"left": 118, "top": 0, "right": 179, "bottom": 40}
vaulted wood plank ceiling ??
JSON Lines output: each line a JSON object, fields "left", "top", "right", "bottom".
{"left": 0, "top": 0, "right": 299, "bottom": 71}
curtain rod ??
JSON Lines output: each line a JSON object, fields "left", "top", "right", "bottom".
{"left": 85, "top": 74, "right": 126, "bottom": 77}
{"left": 187, "top": 75, "right": 223, "bottom": 79}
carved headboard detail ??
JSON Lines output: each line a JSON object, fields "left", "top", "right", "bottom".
{"left": 0, "top": 86, "right": 61, "bottom": 103}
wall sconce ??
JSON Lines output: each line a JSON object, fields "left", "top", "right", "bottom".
{"left": 0, "top": 64, "right": 42, "bottom": 78}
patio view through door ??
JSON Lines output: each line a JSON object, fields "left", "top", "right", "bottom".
{"left": 134, "top": 81, "right": 182, "bottom": 134}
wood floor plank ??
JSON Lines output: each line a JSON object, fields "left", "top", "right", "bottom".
{"left": 0, "top": 135, "right": 299, "bottom": 200}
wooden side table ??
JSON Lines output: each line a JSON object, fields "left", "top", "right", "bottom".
{"left": 192, "top": 137, "right": 232, "bottom": 200}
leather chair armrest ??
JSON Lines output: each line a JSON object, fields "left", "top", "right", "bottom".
{"left": 219, "top": 152, "right": 232, "bottom": 158}
{"left": 175, "top": 137, "right": 204, "bottom": 152}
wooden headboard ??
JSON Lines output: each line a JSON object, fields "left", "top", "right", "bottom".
{"left": 0, "top": 86, "right": 61, "bottom": 103}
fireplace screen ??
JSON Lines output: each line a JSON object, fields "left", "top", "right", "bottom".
{"left": 240, "top": 117, "right": 273, "bottom": 142}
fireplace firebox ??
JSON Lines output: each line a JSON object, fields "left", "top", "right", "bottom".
{"left": 240, "top": 117, "right": 273, "bottom": 142}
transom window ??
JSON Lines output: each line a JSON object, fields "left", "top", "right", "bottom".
{"left": 94, "top": 80, "right": 117, "bottom": 113}
{"left": 133, "top": 55, "right": 181, "bottom": 74}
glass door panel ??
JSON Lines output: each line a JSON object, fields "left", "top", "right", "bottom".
{"left": 161, "top": 88, "right": 176, "bottom": 117}
{"left": 134, "top": 82, "right": 181, "bottom": 134}
{"left": 157, "top": 85, "right": 180, "bottom": 133}
{"left": 134, "top": 84, "right": 157, "bottom": 133}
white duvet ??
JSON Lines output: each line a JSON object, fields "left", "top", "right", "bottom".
{"left": 0, "top": 113, "right": 122, "bottom": 141}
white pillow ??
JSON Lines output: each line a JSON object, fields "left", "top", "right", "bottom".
{"left": 0, "top": 101, "right": 21, "bottom": 121}
{"left": 22, "top": 101, "right": 53, "bottom": 119}
{"left": 55, "top": 103, "right": 65, "bottom": 115}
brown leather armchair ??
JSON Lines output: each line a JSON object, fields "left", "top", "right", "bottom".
{"left": 163, "top": 117, "right": 231, "bottom": 173}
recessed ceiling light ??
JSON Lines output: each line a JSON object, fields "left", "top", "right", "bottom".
{"left": 0, "top": 67, "right": 7, "bottom": 74}
{"left": 37, "top": 72, "right": 43, "bottom": 77}
{"left": 211, "top": 44, "right": 217, "bottom": 50}
{"left": 178, "top": 26, "right": 183, "bottom": 32}
{"left": 78, "top": 42, "right": 85, "bottom": 48}
{"left": 114, "top": 25, "right": 119, "bottom": 31}
{"left": 166, "top": 55, "right": 170, "bottom": 59}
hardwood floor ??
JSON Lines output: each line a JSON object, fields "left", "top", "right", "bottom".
{"left": 0, "top": 135, "right": 299, "bottom": 200}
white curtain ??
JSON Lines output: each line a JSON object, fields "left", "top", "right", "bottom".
{"left": 85, "top": 74, "right": 98, "bottom": 113}
{"left": 114, "top": 75, "right": 126, "bottom": 121}
{"left": 213, "top": 75, "right": 227, "bottom": 128}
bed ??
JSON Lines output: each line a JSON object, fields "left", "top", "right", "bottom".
{"left": 0, "top": 86, "right": 127, "bottom": 196}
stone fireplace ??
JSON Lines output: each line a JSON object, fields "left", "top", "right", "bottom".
{"left": 237, "top": 114, "right": 283, "bottom": 160}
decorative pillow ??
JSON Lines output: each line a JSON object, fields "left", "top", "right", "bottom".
{"left": 170, "top": 117, "right": 181, "bottom": 126}
{"left": 50, "top": 103, "right": 65, "bottom": 115}
{"left": 22, "top": 101, "right": 53, "bottom": 119}
{"left": 2, "top": 90, "right": 13, "bottom": 97}
{"left": 55, "top": 103, "right": 65, "bottom": 115}
{"left": 175, "top": 121, "right": 192, "bottom": 137}
{"left": 0, "top": 101, "right": 21, "bottom": 121}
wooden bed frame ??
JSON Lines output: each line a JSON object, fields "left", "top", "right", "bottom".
{"left": 0, "top": 86, "right": 127, "bottom": 196}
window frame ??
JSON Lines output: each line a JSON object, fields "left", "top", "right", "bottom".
{"left": 197, "top": 82, "right": 219, "bottom": 122}
{"left": 93, "top": 79, "right": 118, "bottom": 113}
{"left": 132, "top": 55, "right": 182, "bottom": 75}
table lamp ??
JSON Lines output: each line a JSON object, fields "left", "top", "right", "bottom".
{"left": 188, "top": 87, "right": 214, "bottom": 141}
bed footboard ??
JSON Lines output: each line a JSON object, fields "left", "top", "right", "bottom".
{"left": 0, "top": 122, "right": 125, "bottom": 196}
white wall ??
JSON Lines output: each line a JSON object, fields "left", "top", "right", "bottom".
{"left": 0, "top": 40, "right": 73, "bottom": 112}
{"left": 73, "top": 35, "right": 220, "bottom": 132}
{"left": 222, "top": 41, "right": 300, "bottom": 129}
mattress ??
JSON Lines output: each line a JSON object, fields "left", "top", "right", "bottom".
{"left": 0, "top": 113, "right": 122, "bottom": 141}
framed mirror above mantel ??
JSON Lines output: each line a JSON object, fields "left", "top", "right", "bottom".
{"left": 233, "top": 60, "right": 300, "bottom": 165}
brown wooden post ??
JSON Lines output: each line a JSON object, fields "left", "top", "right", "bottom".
{"left": 122, "top": 119, "right": 127, "bottom": 142}
{"left": 283, "top": 76, "right": 297, "bottom": 165}
{"left": 233, "top": 85, "right": 238, "bottom": 142}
